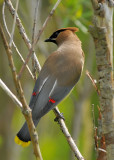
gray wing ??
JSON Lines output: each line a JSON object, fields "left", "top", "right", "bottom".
{"left": 29, "top": 66, "right": 49, "bottom": 109}
{"left": 29, "top": 51, "right": 77, "bottom": 123}
{"left": 32, "top": 77, "right": 74, "bottom": 122}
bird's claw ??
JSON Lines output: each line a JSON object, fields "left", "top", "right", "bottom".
{"left": 54, "top": 112, "right": 65, "bottom": 122}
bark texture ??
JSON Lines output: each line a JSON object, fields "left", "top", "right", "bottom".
{"left": 90, "top": 0, "right": 114, "bottom": 159}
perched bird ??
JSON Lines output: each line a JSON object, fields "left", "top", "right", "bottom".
{"left": 15, "top": 27, "right": 84, "bottom": 147}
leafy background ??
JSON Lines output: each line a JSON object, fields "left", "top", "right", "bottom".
{"left": 0, "top": 0, "right": 100, "bottom": 160}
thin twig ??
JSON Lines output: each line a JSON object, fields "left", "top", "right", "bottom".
{"left": 86, "top": 70, "right": 100, "bottom": 95}
{"left": 32, "top": 0, "right": 40, "bottom": 45}
{"left": 32, "top": 0, "right": 40, "bottom": 80}
{"left": 9, "top": 0, "right": 19, "bottom": 47}
{"left": 34, "top": 0, "right": 62, "bottom": 45}
{"left": 0, "top": 23, "right": 43, "bottom": 160}
{"left": 17, "top": 0, "right": 61, "bottom": 79}
{"left": 0, "top": 78, "right": 22, "bottom": 109}
{"left": 53, "top": 107, "right": 85, "bottom": 160}
{"left": 2, "top": 2, "right": 34, "bottom": 79}
{"left": 18, "top": 47, "right": 35, "bottom": 79}
{"left": 5, "top": 0, "right": 41, "bottom": 73}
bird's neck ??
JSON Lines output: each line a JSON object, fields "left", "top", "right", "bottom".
{"left": 57, "top": 39, "right": 81, "bottom": 52}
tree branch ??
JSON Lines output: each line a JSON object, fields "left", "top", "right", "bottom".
{"left": 18, "top": 0, "right": 61, "bottom": 79}
{"left": 53, "top": 108, "right": 85, "bottom": 160}
{"left": 31, "top": 0, "right": 40, "bottom": 80}
{"left": 2, "top": 2, "right": 34, "bottom": 80}
{"left": 9, "top": 0, "right": 19, "bottom": 47}
{"left": 0, "top": 23, "right": 43, "bottom": 160}
{"left": 0, "top": 79, "right": 22, "bottom": 109}
{"left": 34, "top": 0, "right": 62, "bottom": 45}
{"left": 86, "top": 70, "right": 100, "bottom": 95}
{"left": 5, "top": 0, "right": 41, "bottom": 73}
{"left": 90, "top": 0, "right": 114, "bottom": 159}
{"left": 0, "top": 78, "right": 85, "bottom": 160}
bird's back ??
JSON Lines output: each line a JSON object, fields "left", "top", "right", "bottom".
{"left": 42, "top": 38, "right": 84, "bottom": 86}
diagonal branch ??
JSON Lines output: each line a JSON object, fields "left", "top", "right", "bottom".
{"left": 53, "top": 108, "right": 85, "bottom": 160}
{"left": 18, "top": 47, "right": 34, "bottom": 79}
{"left": 86, "top": 70, "right": 100, "bottom": 95}
{"left": 0, "top": 79, "right": 85, "bottom": 160}
{"left": 0, "top": 78, "right": 22, "bottom": 109}
{"left": 2, "top": 2, "right": 34, "bottom": 80}
{"left": 0, "top": 23, "right": 43, "bottom": 160}
{"left": 18, "top": 0, "right": 61, "bottom": 79}
{"left": 5, "top": 0, "right": 41, "bottom": 73}
{"left": 34, "top": 0, "right": 62, "bottom": 45}
{"left": 5, "top": 0, "right": 61, "bottom": 78}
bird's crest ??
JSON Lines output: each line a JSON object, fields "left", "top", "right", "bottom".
{"left": 44, "top": 27, "right": 79, "bottom": 44}
{"left": 56, "top": 27, "right": 79, "bottom": 33}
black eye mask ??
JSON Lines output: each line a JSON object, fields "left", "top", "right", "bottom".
{"left": 50, "top": 29, "right": 66, "bottom": 39}
{"left": 44, "top": 29, "right": 66, "bottom": 45}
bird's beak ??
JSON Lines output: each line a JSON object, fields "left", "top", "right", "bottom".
{"left": 44, "top": 38, "right": 51, "bottom": 42}
{"left": 44, "top": 38, "right": 57, "bottom": 44}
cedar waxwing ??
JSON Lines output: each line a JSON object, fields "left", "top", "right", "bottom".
{"left": 15, "top": 27, "right": 84, "bottom": 147}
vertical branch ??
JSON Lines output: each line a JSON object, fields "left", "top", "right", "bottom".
{"left": 89, "top": 0, "right": 114, "bottom": 159}
{"left": 32, "top": 0, "right": 40, "bottom": 80}
{"left": 9, "top": 0, "right": 19, "bottom": 47}
{"left": 32, "top": 0, "right": 40, "bottom": 45}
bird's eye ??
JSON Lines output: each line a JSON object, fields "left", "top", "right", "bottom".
{"left": 53, "top": 31, "right": 59, "bottom": 38}
{"left": 55, "top": 32, "right": 59, "bottom": 37}
{"left": 49, "top": 31, "right": 62, "bottom": 40}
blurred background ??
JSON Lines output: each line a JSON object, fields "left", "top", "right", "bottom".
{"left": 0, "top": 0, "right": 100, "bottom": 159}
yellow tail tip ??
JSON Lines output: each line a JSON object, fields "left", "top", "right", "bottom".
{"left": 15, "top": 136, "right": 30, "bottom": 147}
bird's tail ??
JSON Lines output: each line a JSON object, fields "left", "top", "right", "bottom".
{"left": 15, "top": 119, "right": 40, "bottom": 147}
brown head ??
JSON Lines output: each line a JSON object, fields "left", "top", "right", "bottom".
{"left": 44, "top": 27, "right": 79, "bottom": 46}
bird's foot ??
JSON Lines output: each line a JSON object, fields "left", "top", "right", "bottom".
{"left": 54, "top": 112, "right": 65, "bottom": 122}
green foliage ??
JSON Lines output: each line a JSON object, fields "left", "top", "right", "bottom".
{"left": 50, "top": 0, "right": 93, "bottom": 28}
